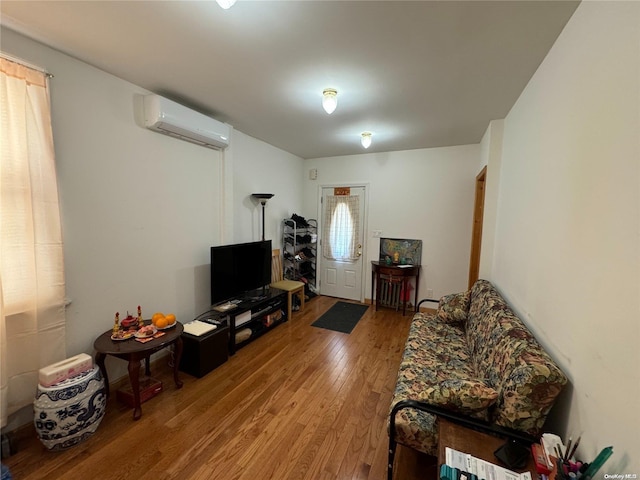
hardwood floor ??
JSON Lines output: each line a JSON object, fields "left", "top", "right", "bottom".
{"left": 3, "top": 296, "right": 436, "bottom": 480}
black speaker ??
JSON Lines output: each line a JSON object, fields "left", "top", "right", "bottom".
{"left": 179, "top": 326, "right": 229, "bottom": 378}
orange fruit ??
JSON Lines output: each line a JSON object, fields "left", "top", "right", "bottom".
{"left": 152, "top": 312, "right": 165, "bottom": 325}
{"left": 165, "top": 313, "right": 176, "bottom": 325}
{"left": 155, "top": 317, "right": 169, "bottom": 329}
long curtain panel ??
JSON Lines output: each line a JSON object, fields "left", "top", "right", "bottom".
{"left": 322, "top": 195, "right": 360, "bottom": 261}
{"left": 0, "top": 58, "right": 66, "bottom": 427}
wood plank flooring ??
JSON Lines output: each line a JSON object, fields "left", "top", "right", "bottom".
{"left": 3, "top": 296, "right": 436, "bottom": 480}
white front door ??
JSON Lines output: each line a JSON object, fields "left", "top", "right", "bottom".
{"left": 319, "top": 186, "right": 366, "bottom": 301}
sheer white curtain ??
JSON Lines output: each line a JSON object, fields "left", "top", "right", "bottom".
{"left": 0, "top": 57, "right": 66, "bottom": 427}
{"left": 322, "top": 195, "right": 360, "bottom": 261}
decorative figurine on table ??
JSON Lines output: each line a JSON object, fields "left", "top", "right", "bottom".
{"left": 113, "top": 312, "right": 120, "bottom": 335}
{"left": 121, "top": 311, "right": 139, "bottom": 330}
{"left": 137, "top": 305, "right": 144, "bottom": 328}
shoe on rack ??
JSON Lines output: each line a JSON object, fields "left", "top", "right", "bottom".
{"left": 291, "top": 213, "right": 309, "bottom": 228}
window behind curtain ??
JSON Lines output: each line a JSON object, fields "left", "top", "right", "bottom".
{"left": 0, "top": 57, "right": 66, "bottom": 428}
{"left": 322, "top": 195, "right": 360, "bottom": 262}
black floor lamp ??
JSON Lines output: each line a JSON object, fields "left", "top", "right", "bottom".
{"left": 251, "top": 193, "right": 274, "bottom": 241}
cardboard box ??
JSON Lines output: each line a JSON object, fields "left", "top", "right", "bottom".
{"left": 116, "top": 377, "right": 163, "bottom": 407}
{"left": 263, "top": 310, "right": 282, "bottom": 327}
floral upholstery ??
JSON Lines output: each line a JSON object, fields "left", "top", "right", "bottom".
{"left": 437, "top": 290, "right": 470, "bottom": 324}
{"left": 389, "top": 279, "right": 567, "bottom": 457}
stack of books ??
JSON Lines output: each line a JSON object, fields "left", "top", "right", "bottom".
{"left": 441, "top": 448, "right": 533, "bottom": 480}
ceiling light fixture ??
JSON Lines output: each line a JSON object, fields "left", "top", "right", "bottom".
{"left": 361, "top": 132, "right": 372, "bottom": 149}
{"left": 322, "top": 88, "right": 338, "bottom": 114}
{"left": 216, "top": 0, "right": 237, "bottom": 9}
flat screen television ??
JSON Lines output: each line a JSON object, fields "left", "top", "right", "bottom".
{"left": 210, "top": 239, "right": 272, "bottom": 305}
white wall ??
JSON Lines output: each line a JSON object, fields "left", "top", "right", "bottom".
{"left": 2, "top": 25, "right": 222, "bottom": 361}
{"left": 230, "top": 130, "right": 304, "bottom": 248}
{"left": 304, "top": 145, "right": 480, "bottom": 301}
{"left": 490, "top": 1, "right": 639, "bottom": 471}
{"left": 1, "top": 27, "right": 304, "bottom": 429}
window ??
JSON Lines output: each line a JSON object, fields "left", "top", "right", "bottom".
{"left": 322, "top": 195, "right": 360, "bottom": 262}
{"left": 1, "top": 57, "right": 66, "bottom": 427}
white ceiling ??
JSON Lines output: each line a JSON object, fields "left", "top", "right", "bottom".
{"left": 1, "top": 1, "right": 579, "bottom": 159}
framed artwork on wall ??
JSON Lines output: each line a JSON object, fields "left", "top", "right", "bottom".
{"left": 379, "top": 238, "right": 422, "bottom": 265}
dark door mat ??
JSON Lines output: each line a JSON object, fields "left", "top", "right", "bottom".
{"left": 311, "top": 301, "right": 369, "bottom": 334}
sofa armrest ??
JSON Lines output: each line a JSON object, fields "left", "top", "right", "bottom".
{"left": 416, "top": 298, "right": 439, "bottom": 312}
{"left": 389, "top": 399, "right": 537, "bottom": 447}
{"left": 494, "top": 358, "right": 568, "bottom": 435}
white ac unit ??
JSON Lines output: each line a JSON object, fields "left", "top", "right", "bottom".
{"left": 142, "top": 94, "right": 230, "bottom": 150}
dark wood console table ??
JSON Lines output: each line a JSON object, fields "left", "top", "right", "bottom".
{"left": 94, "top": 321, "right": 184, "bottom": 420}
{"left": 371, "top": 261, "right": 420, "bottom": 316}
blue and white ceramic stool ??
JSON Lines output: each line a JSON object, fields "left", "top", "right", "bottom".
{"left": 33, "top": 366, "right": 106, "bottom": 451}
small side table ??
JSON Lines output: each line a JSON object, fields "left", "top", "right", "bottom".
{"left": 93, "top": 321, "right": 184, "bottom": 420}
{"left": 371, "top": 261, "right": 420, "bottom": 316}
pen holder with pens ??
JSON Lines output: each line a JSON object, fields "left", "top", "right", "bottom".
{"left": 554, "top": 446, "right": 613, "bottom": 480}
{"left": 554, "top": 458, "right": 585, "bottom": 480}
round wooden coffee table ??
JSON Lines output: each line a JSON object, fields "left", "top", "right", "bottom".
{"left": 93, "top": 321, "right": 184, "bottom": 420}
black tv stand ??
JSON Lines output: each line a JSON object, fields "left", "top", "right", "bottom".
{"left": 227, "top": 287, "right": 287, "bottom": 355}
{"left": 244, "top": 294, "right": 267, "bottom": 302}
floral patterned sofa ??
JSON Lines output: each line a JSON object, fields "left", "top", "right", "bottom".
{"left": 388, "top": 279, "right": 567, "bottom": 477}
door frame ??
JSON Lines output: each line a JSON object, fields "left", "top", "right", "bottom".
{"left": 316, "top": 182, "right": 369, "bottom": 302}
{"left": 468, "top": 166, "right": 487, "bottom": 288}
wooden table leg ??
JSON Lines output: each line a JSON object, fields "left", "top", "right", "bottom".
{"left": 95, "top": 352, "right": 110, "bottom": 398}
{"left": 128, "top": 356, "right": 142, "bottom": 420}
{"left": 173, "top": 337, "right": 184, "bottom": 389}
{"left": 415, "top": 270, "right": 420, "bottom": 313}
{"left": 144, "top": 354, "right": 151, "bottom": 377}
{"left": 372, "top": 271, "right": 376, "bottom": 309}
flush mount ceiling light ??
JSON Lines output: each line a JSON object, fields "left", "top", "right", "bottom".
{"left": 322, "top": 88, "right": 338, "bottom": 114}
{"left": 361, "top": 132, "right": 372, "bottom": 149}
{"left": 216, "top": 0, "right": 237, "bottom": 9}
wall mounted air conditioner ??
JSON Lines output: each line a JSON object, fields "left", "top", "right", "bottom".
{"left": 142, "top": 94, "right": 230, "bottom": 150}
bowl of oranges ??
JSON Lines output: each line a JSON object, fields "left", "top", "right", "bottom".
{"left": 151, "top": 312, "right": 177, "bottom": 330}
